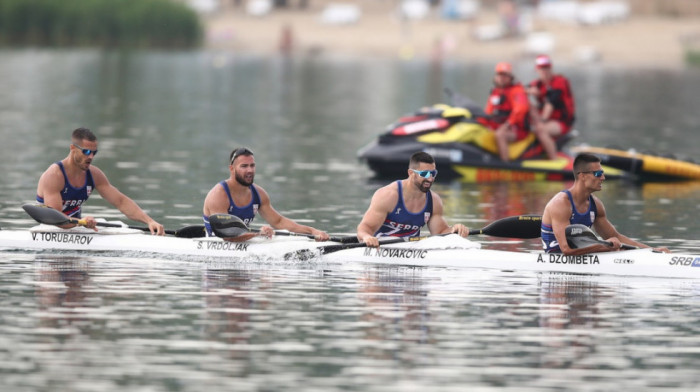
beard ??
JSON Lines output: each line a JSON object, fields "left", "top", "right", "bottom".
{"left": 235, "top": 171, "right": 254, "bottom": 187}
{"left": 414, "top": 178, "right": 432, "bottom": 193}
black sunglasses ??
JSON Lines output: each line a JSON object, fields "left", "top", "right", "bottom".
{"left": 72, "top": 143, "right": 98, "bottom": 156}
{"left": 230, "top": 147, "right": 254, "bottom": 164}
{"left": 578, "top": 170, "right": 604, "bottom": 178}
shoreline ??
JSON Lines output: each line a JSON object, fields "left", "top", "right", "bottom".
{"left": 203, "top": 7, "right": 700, "bottom": 70}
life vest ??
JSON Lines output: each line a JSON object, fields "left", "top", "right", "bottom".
{"left": 484, "top": 82, "right": 531, "bottom": 140}
{"left": 530, "top": 74, "right": 576, "bottom": 127}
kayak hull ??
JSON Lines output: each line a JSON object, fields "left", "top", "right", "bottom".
{"left": 1, "top": 226, "right": 698, "bottom": 279}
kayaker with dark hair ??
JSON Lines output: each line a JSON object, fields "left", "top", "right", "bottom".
{"left": 541, "top": 153, "right": 670, "bottom": 255}
{"left": 356, "top": 151, "right": 469, "bottom": 248}
{"left": 202, "top": 147, "right": 329, "bottom": 241}
{"left": 36, "top": 127, "right": 165, "bottom": 235}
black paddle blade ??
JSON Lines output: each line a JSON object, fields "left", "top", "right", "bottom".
{"left": 174, "top": 225, "right": 207, "bottom": 238}
{"left": 22, "top": 204, "right": 72, "bottom": 225}
{"left": 565, "top": 224, "right": 602, "bottom": 249}
{"left": 208, "top": 214, "right": 249, "bottom": 238}
{"left": 476, "top": 215, "right": 542, "bottom": 239}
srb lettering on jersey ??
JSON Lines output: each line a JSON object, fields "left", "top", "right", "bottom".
{"left": 63, "top": 199, "right": 85, "bottom": 209}
{"left": 386, "top": 221, "right": 421, "bottom": 232}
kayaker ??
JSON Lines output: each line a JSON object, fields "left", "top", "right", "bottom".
{"left": 526, "top": 55, "right": 576, "bottom": 160}
{"left": 541, "top": 153, "right": 670, "bottom": 255}
{"left": 483, "top": 61, "right": 531, "bottom": 162}
{"left": 36, "top": 128, "right": 165, "bottom": 235}
{"left": 356, "top": 151, "right": 469, "bottom": 248}
{"left": 202, "top": 147, "right": 329, "bottom": 241}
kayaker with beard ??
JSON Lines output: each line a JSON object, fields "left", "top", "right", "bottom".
{"left": 36, "top": 127, "right": 165, "bottom": 235}
{"left": 356, "top": 151, "right": 470, "bottom": 248}
{"left": 202, "top": 147, "right": 329, "bottom": 241}
{"left": 483, "top": 61, "right": 531, "bottom": 162}
{"left": 526, "top": 55, "right": 576, "bottom": 160}
{"left": 541, "top": 153, "right": 670, "bottom": 255}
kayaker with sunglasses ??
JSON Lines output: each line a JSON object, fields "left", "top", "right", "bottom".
{"left": 36, "top": 128, "right": 165, "bottom": 235}
{"left": 202, "top": 147, "right": 329, "bottom": 242}
{"left": 541, "top": 153, "right": 669, "bottom": 254}
{"left": 356, "top": 152, "right": 470, "bottom": 248}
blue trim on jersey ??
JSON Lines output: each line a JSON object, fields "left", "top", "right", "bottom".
{"left": 36, "top": 161, "right": 94, "bottom": 218}
{"left": 374, "top": 181, "right": 433, "bottom": 238}
{"left": 203, "top": 181, "right": 261, "bottom": 236}
{"left": 541, "top": 190, "right": 598, "bottom": 253}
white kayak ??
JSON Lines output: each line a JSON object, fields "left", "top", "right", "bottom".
{"left": 1, "top": 224, "right": 698, "bottom": 279}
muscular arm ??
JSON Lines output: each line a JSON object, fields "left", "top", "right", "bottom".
{"left": 202, "top": 184, "right": 231, "bottom": 216}
{"left": 256, "top": 185, "right": 328, "bottom": 240}
{"left": 93, "top": 167, "right": 164, "bottom": 234}
{"left": 36, "top": 164, "right": 67, "bottom": 213}
{"left": 35, "top": 164, "right": 78, "bottom": 228}
{"left": 426, "top": 193, "right": 468, "bottom": 236}
{"left": 356, "top": 185, "right": 397, "bottom": 246}
{"left": 547, "top": 193, "right": 611, "bottom": 255}
{"left": 592, "top": 199, "right": 666, "bottom": 251}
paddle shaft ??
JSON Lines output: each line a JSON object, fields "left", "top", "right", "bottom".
{"left": 248, "top": 228, "right": 357, "bottom": 243}
{"left": 597, "top": 239, "right": 636, "bottom": 250}
{"left": 22, "top": 204, "right": 205, "bottom": 238}
{"left": 72, "top": 217, "right": 205, "bottom": 238}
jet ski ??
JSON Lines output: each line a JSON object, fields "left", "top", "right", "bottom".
{"left": 357, "top": 90, "right": 627, "bottom": 182}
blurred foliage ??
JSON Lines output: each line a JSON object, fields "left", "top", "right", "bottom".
{"left": 685, "top": 50, "right": 700, "bottom": 67}
{"left": 0, "top": 0, "right": 202, "bottom": 48}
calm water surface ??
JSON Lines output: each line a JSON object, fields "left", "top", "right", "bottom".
{"left": 0, "top": 49, "right": 699, "bottom": 391}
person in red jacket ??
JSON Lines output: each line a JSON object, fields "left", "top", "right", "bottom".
{"left": 526, "top": 55, "right": 576, "bottom": 159}
{"left": 484, "top": 62, "right": 531, "bottom": 162}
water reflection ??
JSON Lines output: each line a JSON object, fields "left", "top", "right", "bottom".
{"left": 537, "top": 275, "right": 615, "bottom": 369}
{"left": 358, "top": 267, "right": 433, "bottom": 352}
{"left": 202, "top": 268, "right": 269, "bottom": 355}
{"left": 34, "top": 256, "right": 93, "bottom": 331}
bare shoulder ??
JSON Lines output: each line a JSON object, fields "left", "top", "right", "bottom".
{"left": 252, "top": 184, "right": 270, "bottom": 204}
{"left": 546, "top": 191, "right": 568, "bottom": 206}
{"left": 362, "top": 182, "right": 397, "bottom": 212}
{"left": 37, "top": 163, "right": 63, "bottom": 190}
{"left": 372, "top": 182, "right": 399, "bottom": 203}
{"left": 204, "top": 181, "right": 224, "bottom": 198}
{"left": 89, "top": 165, "right": 108, "bottom": 183}
{"left": 591, "top": 195, "right": 606, "bottom": 214}
{"left": 543, "top": 191, "right": 570, "bottom": 220}
{"left": 39, "top": 162, "right": 60, "bottom": 178}
{"left": 203, "top": 182, "right": 227, "bottom": 214}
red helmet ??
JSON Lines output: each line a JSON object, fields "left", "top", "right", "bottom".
{"left": 494, "top": 62, "right": 513, "bottom": 75}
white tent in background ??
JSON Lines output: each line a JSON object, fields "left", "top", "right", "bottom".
{"left": 319, "top": 3, "right": 361, "bottom": 25}
{"left": 247, "top": 0, "right": 273, "bottom": 17}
